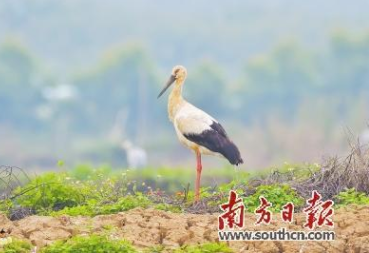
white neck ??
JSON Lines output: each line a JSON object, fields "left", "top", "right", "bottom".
{"left": 168, "top": 79, "right": 185, "bottom": 121}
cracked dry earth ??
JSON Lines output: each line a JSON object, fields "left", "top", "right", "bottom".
{"left": 1, "top": 206, "right": 369, "bottom": 253}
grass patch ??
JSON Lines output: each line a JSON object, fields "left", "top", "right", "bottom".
{"left": 52, "top": 194, "right": 152, "bottom": 217}
{"left": 0, "top": 239, "right": 32, "bottom": 253}
{"left": 174, "top": 242, "right": 233, "bottom": 253}
{"left": 41, "top": 235, "right": 137, "bottom": 253}
{"left": 335, "top": 188, "right": 369, "bottom": 207}
{"left": 13, "top": 172, "right": 85, "bottom": 215}
{"left": 243, "top": 184, "right": 304, "bottom": 212}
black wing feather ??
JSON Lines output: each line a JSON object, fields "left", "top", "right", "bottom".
{"left": 210, "top": 121, "right": 228, "bottom": 138}
{"left": 183, "top": 121, "right": 243, "bottom": 165}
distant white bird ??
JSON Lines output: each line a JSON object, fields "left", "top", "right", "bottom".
{"left": 158, "top": 65, "right": 243, "bottom": 201}
{"left": 42, "top": 84, "right": 77, "bottom": 101}
{"left": 121, "top": 141, "right": 147, "bottom": 169}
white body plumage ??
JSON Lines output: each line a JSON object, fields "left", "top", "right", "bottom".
{"left": 171, "top": 101, "right": 222, "bottom": 157}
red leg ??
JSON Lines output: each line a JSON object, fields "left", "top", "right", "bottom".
{"left": 195, "top": 151, "right": 202, "bottom": 202}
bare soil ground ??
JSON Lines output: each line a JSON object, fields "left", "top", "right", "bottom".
{"left": 1, "top": 205, "right": 369, "bottom": 253}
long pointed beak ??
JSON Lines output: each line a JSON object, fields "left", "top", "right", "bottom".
{"left": 157, "top": 75, "right": 176, "bottom": 98}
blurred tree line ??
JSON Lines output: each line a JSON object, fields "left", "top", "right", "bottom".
{"left": 0, "top": 40, "right": 43, "bottom": 128}
{"left": 0, "top": 30, "right": 368, "bottom": 165}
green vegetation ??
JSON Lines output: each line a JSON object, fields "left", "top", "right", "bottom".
{"left": 335, "top": 188, "right": 369, "bottom": 207}
{"left": 174, "top": 243, "right": 233, "bottom": 253}
{"left": 0, "top": 199, "right": 13, "bottom": 217}
{"left": 154, "top": 203, "right": 182, "bottom": 213}
{"left": 2, "top": 162, "right": 369, "bottom": 218}
{"left": 143, "top": 246, "right": 165, "bottom": 253}
{"left": 3, "top": 168, "right": 155, "bottom": 217}
{"left": 35, "top": 235, "right": 232, "bottom": 253}
{"left": 14, "top": 172, "right": 85, "bottom": 215}
{"left": 52, "top": 194, "right": 152, "bottom": 217}
{"left": 41, "top": 235, "right": 137, "bottom": 253}
{"left": 0, "top": 239, "right": 32, "bottom": 253}
{"left": 243, "top": 184, "right": 304, "bottom": 212}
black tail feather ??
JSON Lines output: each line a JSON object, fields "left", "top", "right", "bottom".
{"left": 220, "top": 140, "right": 243, "bottom": 166}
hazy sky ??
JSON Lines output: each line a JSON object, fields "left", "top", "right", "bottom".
{"left": 1, "top": 0, "right": 369, "bottom": 76}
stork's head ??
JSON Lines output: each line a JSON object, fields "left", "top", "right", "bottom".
{"left": 171, "top": 65, "right": 187, "bottom": 81}
{"left": 157, "top": 65, "right": 187, "bottom": 98}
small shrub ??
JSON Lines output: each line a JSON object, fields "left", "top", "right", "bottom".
{"left": 335, "top": 188, "right": 369, "bottom": 207}
{"left": 98, "top": 194, "right": 151, "bottom": 214}
{"left": 174, "top": 242, "right": 233, "bottom": 253}
{"left": 0, "top": 199, "right": 13, "bottom": 216}
{"left": 52, "top": 194, "right": 152, "bottom": 217}
{"left": 51, "top": 203, "right": 95, "bottom": 217}
{"left": 0, "top": 239, "right": 32, "bottom": 253}
{"left": 13, "top": 173, "right": 85, "bottom": 214}
{"left": 295, "top": 143, "right": 369, "bottom": 199}
{"left": 243, "top": 184, "right": 304, "bottom": 212}
{"left": 41, "top": 235, "right": 137, "bottom": 253}
{"left": 144, "top": 245, "right": 165, "bottom": 253}
{"left": 218, "top": 181, "right": 243, "bottom": 195}
{"left": 184, "top": 188, "right": 213, "bottom": 203}
{"left": 154, "top": 203, "right": 182, "bottom": 213}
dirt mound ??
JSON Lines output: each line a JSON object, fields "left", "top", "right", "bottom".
{"left": 1, "top": 206, "right": 369, "bottom": 252}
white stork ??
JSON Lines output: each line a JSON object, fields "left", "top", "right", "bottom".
{"left": 158, "top": 65, "right": 243, "bottom": 201}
